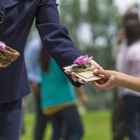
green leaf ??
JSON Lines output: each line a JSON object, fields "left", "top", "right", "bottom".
{"left": 70, "top": 66, "right": 84, "bottom": 72}
{"left": 84, "top": 62, "right": 91, "bottom": 68}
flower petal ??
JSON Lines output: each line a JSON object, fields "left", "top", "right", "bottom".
{"left": 0, "top": 41, "right": 6, "bottom": 50}
{"left": 73, "top": 55, "right": 93, "bottom": 66}
{"left": 88, "top": 56, "right": 93, "bottom": 62}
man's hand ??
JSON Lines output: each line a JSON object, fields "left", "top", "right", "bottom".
{"left": 65, "top": 60, "right": 103, "bottom": 84}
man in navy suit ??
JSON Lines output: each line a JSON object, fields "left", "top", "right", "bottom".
{"left": 0, "top": 0, "right": 101, "bottom": 139}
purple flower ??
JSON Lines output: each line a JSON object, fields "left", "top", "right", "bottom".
{"left": 0, "top": 41, "right": 6, "bottom": 51}
{"left": 73, "top": 55, "right": 93, "bottom": 66}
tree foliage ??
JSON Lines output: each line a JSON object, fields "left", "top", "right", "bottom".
{"left": 59, "top": 0, "right": 121, "bottom": 69}
{"left": 58, "top": 0, "right": 122, "bottom": 109}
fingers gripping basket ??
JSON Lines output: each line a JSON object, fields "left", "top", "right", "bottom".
{"left": 0, "top": 45, "right": 20, "bottom": 68}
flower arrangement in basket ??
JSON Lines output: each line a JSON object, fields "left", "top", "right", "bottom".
{"left": 0, "top": 41, "right": 20, "bottom": 68}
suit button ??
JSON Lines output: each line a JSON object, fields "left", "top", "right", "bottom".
{"left": 0, "top": 15, "right": 4, "bottom": 24}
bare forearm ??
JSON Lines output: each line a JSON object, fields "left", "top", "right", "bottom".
{"left": 74, "top": 87, "right": 86, "bottom": 96}
{"left": 115, "top": 72, "right": 140, "bottom": 93}
{"left": 29, "top": 81, "right": 39, "bottom": 96}
{"left": 74, "top": 87, "right": 88, "bottom": 106}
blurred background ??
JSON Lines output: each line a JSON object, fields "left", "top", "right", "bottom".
{"left": 21, "top": 0, "right": 140, "bottom": 140}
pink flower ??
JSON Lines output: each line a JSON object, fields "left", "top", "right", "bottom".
{"left": 0, "top": 41, "right": 6, "bottom": 51}
{"left": 74, "top": 55, "right": 93, "bottom": 66}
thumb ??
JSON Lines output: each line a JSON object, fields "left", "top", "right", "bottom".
{"left": 93, "top": 70, "right": 105, "bottom": 75}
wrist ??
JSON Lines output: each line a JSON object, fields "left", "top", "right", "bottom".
{"left": 114, "top": 71, "right": 121, "bottom": 86}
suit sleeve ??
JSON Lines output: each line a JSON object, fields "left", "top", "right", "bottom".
{"left": 36, "top": 0, "right": 82, "bottom": 87}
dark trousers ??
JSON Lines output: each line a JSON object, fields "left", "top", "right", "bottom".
{"left": 49, "top": 105, "right": 83, "bottom": 140}
{"left": 34, "top": 92, "right": 49, "bottom": 140}
{"left": 112, "top": 89, "right": 126, "bottom": 140}
{"left": 0, "top": 99, "right": 22, "bottom": 140}
{"left": 123, "top": 95, "right": 140, "bottom": 140}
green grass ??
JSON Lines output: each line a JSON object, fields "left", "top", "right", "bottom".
{"left": 21, "top": 110, "right": 128, "bottom": 140}
{"left": 82, "top": 110, "right": 111, "bottom": 140}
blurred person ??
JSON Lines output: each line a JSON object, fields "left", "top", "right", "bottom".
{"left": 39, "top": 45, "right": 88, "bottom": 140}
{"left": 112, "top": 29, "right": 126, "bottom": 72}
{"left": 111, "top": 8, "right": 139, "bottom": 140}
{"left": 0, "top": 1, "right": 101, "bottom": 139}
{"left": 94, "top": 22, "right": 140, "bottom": 140}
{"left": 117, "top": 21, "right": 140, "bottom": 140}
{"left": 24, "top": 37, "right": 49, "bottom": 140}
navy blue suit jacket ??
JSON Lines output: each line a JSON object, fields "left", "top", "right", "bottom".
{"left": 0, "top": 0, "right": 82, "bottom": 103}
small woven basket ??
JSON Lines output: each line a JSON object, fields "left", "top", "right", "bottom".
{"left": 0, "top": 45, "right": 20, "bottom": 68}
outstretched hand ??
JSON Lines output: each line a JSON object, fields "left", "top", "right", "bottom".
{"left": 91, "top": 70, "right": 117, "bottom": 90}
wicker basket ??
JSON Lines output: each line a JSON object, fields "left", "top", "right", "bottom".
{"left": 0, "top": 45, "right": 20, "bottom": 68}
